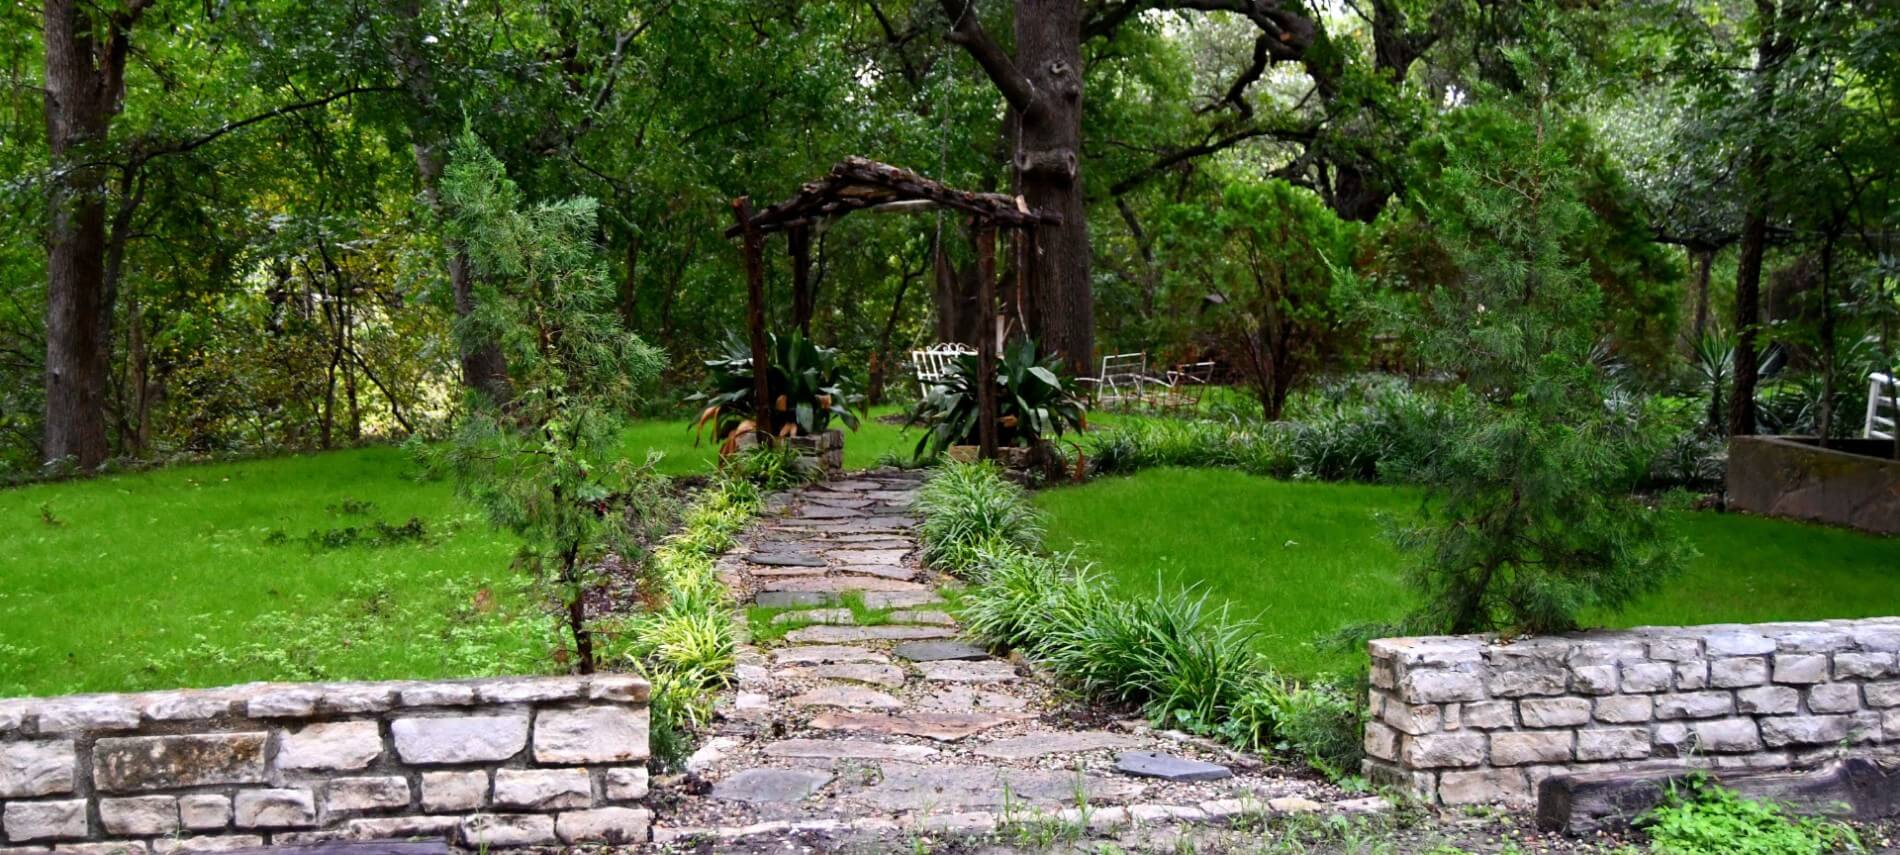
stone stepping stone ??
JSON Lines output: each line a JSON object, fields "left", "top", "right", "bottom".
{"left": 917, "top": 686, "right": 1031, "bottom": 713}
{"left": 805, "top": 495, "right": 874, "bottom": 510}
{"left": 827, "top": 534, "right": 916, "bottom": 545}
{"left": 864, "top": 490, "right": 919, "bottom": 503}
{"left": 749, "top": 564, "right": 827, "bottom": 577}
{"left": 887, "top": 609, "right": 954, "bottom": 626}
{"left": 863, "top": 591, "right": 944, "bottom": 609}
{"left": 755, "top": 591, "right": 833, "bottom": 608}
{"left": 746, "top": 551, "right": 827, "bottom": 567}
{"left": 711, "top": 768, "right": 833, "bottom": 804}
{"left": 762, "top": 739, "right": 938, "bottom": 762}
{"left": 855, "top": 763, "right": 1143, "bottom": 811}
{"left": 779, "top": 663, "right": 906, "bottom": 687}
{"left": 806, "top": 711, "right": 1023, "bottom": 742}
{"left": 973, "top": 731, "right": 1139, "bottom": 760}
{"left": 917, "top": 659, "right": 1018, "bottom": 683}
{"left": 827, "top": 549, "right": 909, "bottom": 565}
{"left": 762, "top": 576, "right": 926, "bottom": 594}
{"left": 796, "top": 505, "right": 865, "bottom": 520}
{"left": 817, "top": 479, "right": 883, "bottom": 491}
{"left": 784, "top": 625, "right": 956, "bottom": 644}
{"left": 1114, "top": 751, "right": 1233, "bottom": 782}
{"left": 836, "top": 564, "right": 919, "bottom": 581}
{"left": 894, "top": 640, "right": 988, "bottom": 662}
{"left": 790, "top": 684, "right": 903, "bottom": 710}
{"left": 774, "top": 645, "right": 888, "bottom": 665}
{"left": 771, "top": 608, "right": 855, "bottom": 626}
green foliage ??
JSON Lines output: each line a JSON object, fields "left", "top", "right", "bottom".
{"left": 426, "top": 131, "right": 668, "bottom": 670}
{"left": 1636, "top": 775, "right": 1861, "bottom": 855}
{"left": 691, "top": 329, "right": 861, "bottom": 444}
{"left": 914, "top": 460, "right": 1044, "bottom": 576}
{"left": 907, "top": 339, "right": 1087, "bottom": 458}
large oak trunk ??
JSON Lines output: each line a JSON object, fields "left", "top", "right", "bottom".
{"left": 1014, "top": 0, "right": 1092, "bottom": 376}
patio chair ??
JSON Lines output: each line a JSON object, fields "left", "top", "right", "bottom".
{"left": 910, "top": 343, "right": 977, "bottom": 398}
{"left": 1148, "top": 361, "right": 1217, "bottom": 415}
{"left": 1868, "top": 372, "right": 1897, "bottom": 440}
{"left": 1077, "top": 352, "right": 1147, "bottom": 411}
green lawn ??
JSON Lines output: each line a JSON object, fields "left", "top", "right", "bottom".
{"left": 0, "top": 408, "right": 922, "bottom": 697}
{"left": 1036, "top": 467, "right": 1900, "bottom": 680}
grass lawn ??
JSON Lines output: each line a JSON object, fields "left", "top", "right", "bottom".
{"left": 1036, "top": 467, "right": 1900, "bottom": 680}
{"left": 0, "top": 407, "right": 923, "bottom": 697}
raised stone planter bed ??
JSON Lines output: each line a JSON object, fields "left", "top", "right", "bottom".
{"left": 1727, "top": 435, "right": 1900, "bottom": 535}
{"left": 1363, "top": 618, "right": 1900, "bottom": 808}
{"left": 0, "top": 675, "right": 651, "bottom": 852}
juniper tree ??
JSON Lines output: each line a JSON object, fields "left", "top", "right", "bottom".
{"left": 1393, "top": 33, "right": 1689, "bottom": 635}
{"left": 433, "top": 131, "right": 667, "bottom": 671}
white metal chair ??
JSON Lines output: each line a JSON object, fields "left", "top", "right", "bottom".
{"left": 1147, "top": 361, "right": 1218, "bottom": 414}
{"left": 1077, "top": 352, "right": 1147, "bottom": 410}
{"left": 1867, "top": 372, "right": 1897, "bottom": 440}
{"left": 910, "top": 343, "right": 977, "bottom": 397}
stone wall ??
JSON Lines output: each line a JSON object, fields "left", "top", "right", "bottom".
{"left": 1727, "top": 435, "right": 1900, "bottom": 535}
{"left": 0, "top": 675, "right": 651, "bottom": 853}
{"left": 1364, "top": 620, "right": 1900, "bottom": 806}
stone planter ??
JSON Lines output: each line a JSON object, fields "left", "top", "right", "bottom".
{"left": 1727, "top": 435, "right": 1900, "bottom": 535}
{"left": 946, "top": 442, "right": 1063, "bottom": 481}
{"left": 787, "top": 428, "right": 845, "bottom": 477}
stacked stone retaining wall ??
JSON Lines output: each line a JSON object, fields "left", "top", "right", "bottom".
{"left": 0, "top": 675, "right": 650, "bottom": 853}
{"left": 1364, "top": 619, "right": 1900, "bottom": 805}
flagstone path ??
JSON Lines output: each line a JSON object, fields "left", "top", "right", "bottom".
{"left": 650, "top": 468, "right": 1383, "bottom": 848}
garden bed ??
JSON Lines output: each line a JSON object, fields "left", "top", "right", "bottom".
{"left": 1727, "top": 435, "right": 1900, "bottom": 535}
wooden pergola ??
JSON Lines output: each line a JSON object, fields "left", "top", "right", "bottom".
{"left": 726, "top": 157, "right": 1059, "bottom": 461}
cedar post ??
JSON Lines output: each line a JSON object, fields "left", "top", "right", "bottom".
{"left": 789, "top": 226, "right": 813, "bottom": 336}
{"left": 732, "top": 197, "right": 774, "bottom": 438}
{"left": 975, "top": 226, "right": 1000, "bottom": 461}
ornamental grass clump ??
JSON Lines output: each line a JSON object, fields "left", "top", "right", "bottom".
{"left": 915, "top": 460, "right": 1043, "bottom": 577}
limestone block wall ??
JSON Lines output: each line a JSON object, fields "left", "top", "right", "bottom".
{"left": 0, "top": 675, "right": 651, "bottom": 853}
{"left": 1364, "top": 620, "right": 1900, "bottom": 806}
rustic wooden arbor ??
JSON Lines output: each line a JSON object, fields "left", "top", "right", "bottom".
{"left": 726, "top": 157, "right": 1058, "bottom": 461}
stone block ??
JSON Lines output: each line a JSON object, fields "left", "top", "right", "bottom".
{"left": 94, "top": 733, "right": 267, "bottom": 792}
{"left": 1835, "top": 652, "right": 1895, "bottom": 680}
{"left": 460, "top": 814, "right": 558, "bottom": 848}
{"left": 177, "top": 794, "right": 231, "bottom": 831}
{"left": 35, "top": 697, "right": 140, "bottom": 733}
{"left": 326, "top": 776, "right": 411, "bottom": 812}
{"left": 390, "top": 714, "right": 529, "bottom": 764}
{"left": 400, "top": 683, "right": 478, "bottom": 707}
{"left": 1571, "top": 665, "right": 1617, "bottom": 695}
{"left": 1886, "top": 709, "right": 1900, "bottom": 740}
{"left": 1491, "top": 731, "right": 1573, "bottom": 766}
{"left": 1704, "top": 631, "right": 1775, "bottom": 657}
{"left": 1647, "top": 637, "right": 1704, "bottom": 661}
{"left": 100, "top": 796, "right": 178, "bottom": 836}
{"left": 1774, "top": 629, "right": 1852, "bottom": 653}
{"left": 306, "top": 816, "right": 457, "bottom": 842}
{"left": 1709, "top": 657, "right": 1768, "bottom": 688}
{"left": 1690, "top": 719, "right": 1762, "bottom": 752}
{"left": 492, "top": 768, "right": 592, "bottom": 810}
{"left": 477, "top": 678, "right": 585, "bottom": 704}
{"left": 1621, "top": 663, "right": 1674, "bottom": 693}
{"left": 233, "top": 789, "right": 317, "bottom": 829}
{"left": 150, "top": 835, "right": 264, "bottom": 854}
{"left": 318, "top": 685, "right": 399, "bottom": 714}
{"left": 1486, "top": 664, "right": 1568, "bottom": 698}
{"left": 0, "top": 740, "right": 77, "bottom": 798}
{"left": 1737, "top": 686, "right": 1801, "bottom": 715}
{"left": 1760, "top": 715, "right": 1851, "bottom": 747}
{"left": 4, "top": 800, "right": 88, "bottom": 841}
{"left": 1575, "top": 728, "right": 1650, "bottom": 761}
{"left": 1654, "top": 691, "right": 1733, "bottom": 720}
{"left": 57, "top": 842, "right": 150, "bottom": 855}
{"left": 1398, "top": 669, "right": 1484, "bottom": 704}
{"left": 140, "top": 691, "right": 238, "bottom": 722}
{"left": 276, "top": 720, "right": 383, "bottom": 771}
{"left": 1866, "top": 682, "right": 1900, "bottom": 708}
{"left": 603, "top": 767, "right": 649, "bottom": 802}
{"left": 422, "top": 770, "right": 489, "bottom": 812}
{"left": 1774, "top": 654, "right": 1829, "bottom": 684}
{"left": 1399, "top": 732, "right": 1485, "bottom": 768}
{"left": 532, "top": 707, "right": 648, "bottom": 764}
{"left": 555, "top": 807, "right": 651, "bottom": 844}
{"left": 1437, "top": 768, "right": 1530, "bottom": 805}
{"left": 1364, "top": 722, "right": 1399, "bottom": 761}
{"left": 1852, "top": 626, "right": 1900, "bottom": 652}
{"left": 586, "top": 676, "right": 651, "bottom": 703}
{"left": 1807, "top": 684, "right": 1862, "bottom": 714}
{"left": 1461, "top": 701, "right": 1516, "bottom": 729}
{"left": 1654, "top": 722, "right": 1692, "bottom": 754}
{"left": 1369, "top": 659, "right": 1397, "bottom": 690}
{"left": 1594, "top": 695, "right": 1652, "bottom": 723}
{"left": 1380, "top": 701, "right": 1441, "bottom": 736}
{"left": 1675, "top": 661, "right": 1709, "bottom": 690}
{"left": 1370, "top": 637, "right": 1485, "bottom": 668}
{"left": 246, "top": 687, "right": 322, "bottom": 718}
{"left": 1519, "top": 698, "right": 1590, "bottom": 728}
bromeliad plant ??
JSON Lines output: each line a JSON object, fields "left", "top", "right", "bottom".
{"left": 908, "top": 338, "right": 1087, "bottom": 458}
{"left": 691, "top": 330, "right": 860, "bottom": 451}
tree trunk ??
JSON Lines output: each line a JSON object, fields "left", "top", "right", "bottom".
{"left": 1730, "top": 0, "right": 1789, "bottom": 439}
{"left": 1013, "top": 0, "right": 1092, "bottom": 375}
{"left": 40, "top": 0, "right": 141, "bottom": 468}
{"left": 1691, "top": 248, "right": 1714, "bottom": 340}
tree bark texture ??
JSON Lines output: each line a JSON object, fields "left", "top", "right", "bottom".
{"left": 1729, "top": 0, "right": 1791, "bottom": 438}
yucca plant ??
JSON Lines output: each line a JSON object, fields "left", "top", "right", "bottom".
{"left": 908, "top": 338, "right": 1086, "bottom": 458}
{"left": 691, "top": 329, "right": 860, "bottom": 449}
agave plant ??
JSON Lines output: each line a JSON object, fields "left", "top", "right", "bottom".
{"left": 908, "top": 338, "right": 1087, "bottom": 458}
{"left": 690, "top": 330, "right": 860, "bottom": 449}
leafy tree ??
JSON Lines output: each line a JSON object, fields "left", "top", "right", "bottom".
{"left": 430, "top": 132, "right": 667, "bottom": 672}
{"left": 1392, "top": 45, "right": 1688, "bottom": 633}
